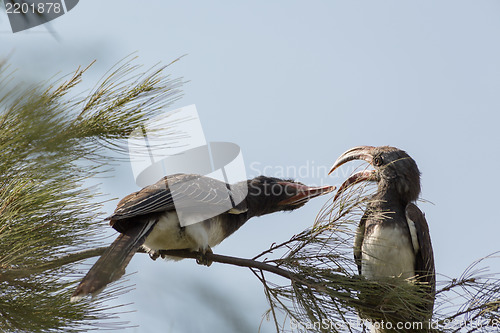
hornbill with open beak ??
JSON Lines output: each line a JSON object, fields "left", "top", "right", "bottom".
{"left": 329, "top": 146, "right": 435, "bottom": 326}
{"left": 71, "top": 173, "right": 334, "bottom": 301}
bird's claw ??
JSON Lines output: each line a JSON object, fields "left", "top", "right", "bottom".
{"left": 195, "top": 247, "right": 213, "bottom": 267}
{"left": 148, "top": 250, "right": 160, "bottom": 261}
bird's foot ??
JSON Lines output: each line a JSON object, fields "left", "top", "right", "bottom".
{"left": 196, "top": 247, "right": 213, "bottom": 267}
{"left": 148, "top": 250, "right": 161, "bottom": 261}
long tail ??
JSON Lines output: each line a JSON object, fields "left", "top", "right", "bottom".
{"left": 71, "top": 220, "right": 156, "bottom": 302}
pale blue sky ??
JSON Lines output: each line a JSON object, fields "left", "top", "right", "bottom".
{"left": 2, "top": 1, "right": 500, "bottom": 332}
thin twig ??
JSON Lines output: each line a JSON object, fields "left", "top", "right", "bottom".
{"left": 156, "top": 249, "right": 296, "bottom": 280}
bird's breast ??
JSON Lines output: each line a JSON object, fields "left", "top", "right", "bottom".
{"left": 143, "top": 211, "right": 191, "bottom": 251}
{"left": 361, "top": 224, "right": 416, "bottom": 280}
{"left": 142, "top": 211, "right": 228, "bottom": 252}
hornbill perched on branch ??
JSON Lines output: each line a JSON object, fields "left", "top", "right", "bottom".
{"left": 71, "top": 174, "right": 334, "bottom": 301}
{"left": 329, "top": 146, "right": 435, "bottom": 329}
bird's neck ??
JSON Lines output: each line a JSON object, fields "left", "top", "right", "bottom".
{"left": 244, "top": 197, "right": 273, "bottom": 218}
{"left": 217, "top": 195, "right": 269, "bottom": 240}
{"left": 373, "top": 183, "right": 410, "bottom": 208}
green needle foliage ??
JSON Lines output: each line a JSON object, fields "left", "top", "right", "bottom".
{"left": 0, "top": 56, "right": 183, "bottom": 332}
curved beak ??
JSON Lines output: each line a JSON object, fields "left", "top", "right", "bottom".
{"left": 328, "top": 146, "right": 377, "bottom": 201}
{"left": 328, "top": 146, "right": 376, "bottom": 175}
{"left": 278, "top": 183, "right": 336, "bottom": 206}
{"left": 333, "top": 170, "right": 376, "bottom": 201}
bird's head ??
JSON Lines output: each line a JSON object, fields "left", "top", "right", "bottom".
{"left": 245, "top": 176, "right": 335, "bottom": 216}
{"left": 329, "top": 146, "right": 421, "bottom": 203}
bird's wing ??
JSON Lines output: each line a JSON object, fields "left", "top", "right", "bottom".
{"left": 354, "top": 212, "right": 367, "bottom": 275}
{"left": 405, "top": 203, "right": 436, "bottom": 291}
{"left": 108, "top": 174, "right": 240, "bottom": 220}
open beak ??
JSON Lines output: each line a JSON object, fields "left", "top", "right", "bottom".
{"left": 333, "top": 170, "right": 376, "bottom": 201}
{"left": 328, "top": 146, "right": 377, "bottom": 201}
{"left": 278, "top": 183, "right": 336, "bottom": 206}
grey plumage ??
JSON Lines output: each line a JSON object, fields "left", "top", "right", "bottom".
{"left": 330, "top": 146, "right": 435, "bottom": 328}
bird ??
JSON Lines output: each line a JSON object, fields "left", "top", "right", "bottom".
{"left": 329, "top": 146, "right": 435, "bottom": 328}
{"left": 71, "top": 173, "right": 335, "bottom": 301}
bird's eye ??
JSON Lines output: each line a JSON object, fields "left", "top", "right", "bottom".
{"left": 373, "top": 156, "right": 383, "bottom": 166}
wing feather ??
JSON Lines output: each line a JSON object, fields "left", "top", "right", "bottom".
{"left": 405, "top": 202, "right": 436, "bottom": 313}
{"left": 354, "top": 213, "right": 367, "bottom": 275}
{"left": 108, "top": 174, "right": 244, "bottom": 221}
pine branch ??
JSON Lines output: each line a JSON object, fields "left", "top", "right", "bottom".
{"left": 0, "top": 55, "right": 185, "bottom": 333}
{"left": 0, "top": 248, "right": 107, "bottom": 281}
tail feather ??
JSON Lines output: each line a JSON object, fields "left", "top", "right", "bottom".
{"left": 71, "top": 220, "right": 156, "bottom": 302}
